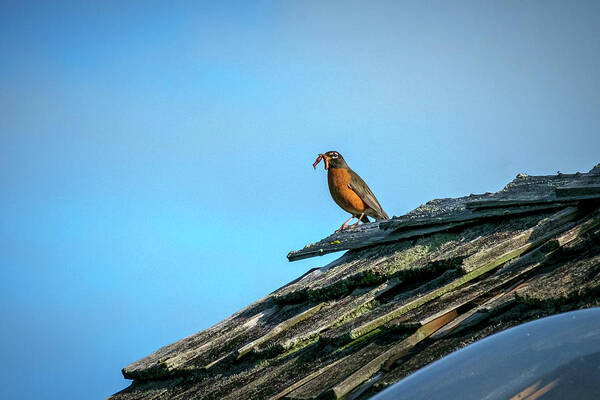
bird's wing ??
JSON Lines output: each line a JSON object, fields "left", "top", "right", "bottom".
{"left": 348, "top": 169, "right": 389, "bottom": 220}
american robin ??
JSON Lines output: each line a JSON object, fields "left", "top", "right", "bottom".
{"left": 313, "top": 151, "right": 390, "bottom": 231}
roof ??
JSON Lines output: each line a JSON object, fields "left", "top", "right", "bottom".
{"left": 109, "top": 163, "right": 600, "bottom": 400}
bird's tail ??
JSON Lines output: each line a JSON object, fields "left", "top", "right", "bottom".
{"left": 375, "top": 210, "right": 390, "bottom": 220}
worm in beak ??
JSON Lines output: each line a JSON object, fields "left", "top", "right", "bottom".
{"left": 313, "top": 154, "right": 329, "bottom": 170}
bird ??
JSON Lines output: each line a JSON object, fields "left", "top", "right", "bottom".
{"left": 313, "top": 151, "right": 389, "bottom": 232}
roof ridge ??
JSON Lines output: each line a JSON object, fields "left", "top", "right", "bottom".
{"left": 287, "top": 165, "right": 600, "bottom": 261}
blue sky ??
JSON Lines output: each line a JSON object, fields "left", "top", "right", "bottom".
{"left": 1, "top": 1, "right": 599, "bottom": 399}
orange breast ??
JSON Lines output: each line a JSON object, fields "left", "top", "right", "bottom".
{"left": 327, "top": 168, "right": 366, "bottom": 214}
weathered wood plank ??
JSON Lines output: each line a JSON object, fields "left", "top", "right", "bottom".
{"left": 347, "top": 246, "right": 522, "bottom": 340}
{"left": 556, "top": 185, "right": 600, "bottom": 197}
{"left": 287, "top": 203, "right": 567, "bottom": 261}
{"left": 325, "top": 211, "right": 600, "bottom": 398}
{"left": 284, "top": 342, "right": 393, "bottom": 399}
{"left": 236, "top": 302, "right": 325, "bottom": 359}
{"left": 466, "top": 193, "right": 600, "bottom": 210}
{"left": 329, "top": 310, "right": 458, "bottom": 399}
{"left": 430, "top": 291, "right": 511, "bottom": 339}
{"left": 461, "top": 206, "right": 581, "bottom": 272}
{"left": 269, "top": 355, "right": 351, "bottom": 400}
{"left": 431, "top": 286, "right": 522, "bottom": 339}
{"left": 347, "top": 207, "right": 579, "bottom": 339}
{"left": 260, "top": 280, "right": 400, "bottom": 356}
{"left": 429, "top": 211, "right": 600, "bottom": 337}
{"left": 281, "top": 213, "right": 557, "bottom": 341}
{"left": 121, "top": 298, "right": 278, "bottom": 380}
{"left": 465, "top": 171, "right": 600, "bottom": 210}
{"left": 282, "top": 309, "right": 455, "bottom": 400}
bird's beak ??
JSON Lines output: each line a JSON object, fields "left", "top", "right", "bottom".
{"left": 313, "top": 153, "right": 330, "bottom": 170}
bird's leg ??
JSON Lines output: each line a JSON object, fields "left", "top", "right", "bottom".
{"left": 336, "top": 215, "right": 355, "bottom": 233}
{"left": 350, "top": 213, "right": 365, "bottom": 228}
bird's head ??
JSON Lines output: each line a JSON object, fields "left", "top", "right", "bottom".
{"left": 313, "top": 151, "right": 346, "bottom": 170}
